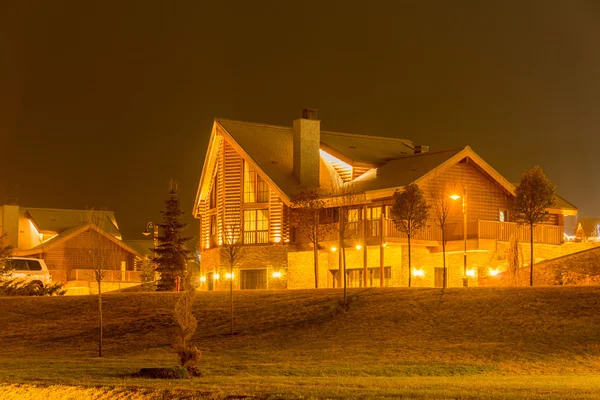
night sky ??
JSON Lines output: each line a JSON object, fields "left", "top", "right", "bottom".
{"left": 2, "top": 1, "right": 599, "bottom": 240}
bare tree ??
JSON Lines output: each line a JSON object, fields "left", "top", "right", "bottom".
{"left": 513, "top": 166, "right": 556, "bottom": 286}
{"left": 81, "top": 210, "right": 111, "bottom": 357}
{"left": 390, "top": 183, "right": 429, "bottom": 287}
{"left": 330, "top": 183, "right": 359, "bottom": 305}
{"left": 290, "top": 188, "right": 334, "bottom": 288}
{"left": 429, "top": 180, "right": 451, "bottom": 289}
{"left": 220, "top": 208, "right": 245, "bottom": 336}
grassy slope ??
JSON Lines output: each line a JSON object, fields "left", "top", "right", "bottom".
{"left": 1, "top": 286, "right": 600, "bottom": 399}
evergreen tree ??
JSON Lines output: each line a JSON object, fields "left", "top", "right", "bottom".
{"left": 154, "top": 180, "right": 192, "bottom": 291}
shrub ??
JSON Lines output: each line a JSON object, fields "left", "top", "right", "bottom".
{"left": 173, "top": 268, "right": 202, "bottom": 376}
{"left": 0, "top": 280, "right": 66, "bottom": 296}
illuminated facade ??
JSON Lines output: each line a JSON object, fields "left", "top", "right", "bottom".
{"left": 193, "top": 110, "right": 579, "bottom": 290}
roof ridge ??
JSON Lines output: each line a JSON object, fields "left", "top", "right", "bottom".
{"left": 383, "top": 147, "right": 465, "bottom": 161}
{"left": 23, "top": 207, "right": 115, "bottom": 214}
{"left": 320, "top": 130, "right": 413, "bottom": 146}
{"left": 216, "top": 118, "right": 291, "bottom": 130}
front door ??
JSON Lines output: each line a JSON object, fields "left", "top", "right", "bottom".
{"left": 207, "top": 272, "right": 214, "bottom": 291}
{"left": 434, "top": 267, "right": 444, "bottom": 288}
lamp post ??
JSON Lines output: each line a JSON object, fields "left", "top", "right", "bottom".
{"left": 450, "top": 183, "right": 468, "bottom": 287}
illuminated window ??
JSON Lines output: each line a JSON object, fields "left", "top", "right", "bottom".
{"left": 210, "top": 176, "right": 217, "bottom": 209}
{"left": 244, "top": 161, "right": 269, "bottom": 203}
{"left": 243, "top": 209, "right": 269, "bottom": 244}
{"left": 348, "top": 209, "right": 359, "bottom": 222}
{"left": 367, "top": 206, "right": 382, "bottom": 237}
{"left": 499, "top": 209, "right": 508, "bottom": 222}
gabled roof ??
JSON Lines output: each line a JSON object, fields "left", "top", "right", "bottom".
{"left": 123, "top": 240, "right": 155, "bottom": 258}
{"left": 24, "top": 208, "right": 121, "bottom": 237}
{"left": 16, "top": 224, "right": 141, "bottom": 258}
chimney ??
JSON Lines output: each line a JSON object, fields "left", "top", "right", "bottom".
{"left": 293, "top": 109, "right": 320, "bottom": 188}
{"left": 1, "top": 204, "right": 20, "bottom": 249}
{"left": 414, "top": 145, "right": 429, "bottom": 154}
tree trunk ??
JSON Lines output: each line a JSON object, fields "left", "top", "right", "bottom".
{"left": 314, "top": 213, "right": 319, "bottom": 289}
{"left": 230, "top": 264, "right": 234, "bottom": 336}
{"left": 343, "top": 247, "right": 347, "bottom": 305}
{"left": 97, "top": 279, "right": 103, "bottom": 357}
{"left": 407, "top": 235, "right": 412, "bottom": 288}
{"left": 442, "top": 226, "right": 447, "bottom": 289}
{"left": 530, "top": 223, "right": 534, "bottom": 286}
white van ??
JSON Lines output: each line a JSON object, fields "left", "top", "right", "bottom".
{"left": 4, "top": 257, "right": 52, "bottom": 289}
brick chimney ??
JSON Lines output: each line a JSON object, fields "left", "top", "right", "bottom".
{"left": 293, "top": 109, "right": 320, "bottom": 188}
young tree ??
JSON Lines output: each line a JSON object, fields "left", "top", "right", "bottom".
{"left": 507, "top": 235, "right": 521, "bottom": 286}
{"left": 330, "top": 183, "right": 358, "bottom": 305}
{"left": 154, "top": 180, "right": 192, "bottom": 291}
{"left": 290, "top": 189, "right": 333, "bottom": 288}
{"left": 221, "top": 208, "right": 244, "bottom": 336}
{"left": 430, "top": 181, "right": 451, "bottom": 289}
{"left": 173, "top": 267, "right": 202, "bottom": 376}
{"left": 390, "top": 183, "right": 429, "bottom": 288}
{"left": 513, "top": 166, "right": 556, "bottom": 286}
{"left": 140, "top": 258, "right": 157, "bottom": 291}
{"left": 0, "top": 233, "right": 14, "bottom": 281}
{"left": 81, "top": 210, "right": 111, "bottom": 357}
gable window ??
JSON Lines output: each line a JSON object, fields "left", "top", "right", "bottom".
{"left": 210, "top": 214, "right": 217, "bottom": 246}
{"left": 244, "top": 161, "right": 269, "bottom": 203}
{"left": 210, "top": 176, "right": 217, "bottom": 209}
{"left": 499, "top": 209, "right": 508, "bottom": 222}
{"left": 243, "top": 209, "right": 269, "bottom": 244}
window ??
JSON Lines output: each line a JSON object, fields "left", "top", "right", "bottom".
{"left": 244, "top": 161, "right": 269, "bottom": 203}
{"left": 499, "top": 209, "right": 508, "bottom": 222}
{"left": 348, "top": 209, "right": 359, "bottom": 222}
{"left": 243, "top": 209, "right": 269, "bottom": 244}
{"left": 27, "top": 260, "right": 42, "bottom": 271}
{"left": 210, "top": 177, "right": 217, "bottom": 209}
{"left": 240, "top": 269, "right": 267, "bottom": 290}
{"left": 210, "top": 214, "right": 217, "bottom": 246}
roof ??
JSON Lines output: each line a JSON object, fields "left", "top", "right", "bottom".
{"left": 123, "top": 240, "right": 155, "bottom": 258}
{"left": 16, "top": 224, "right": 141, "bottom": 258}
{"left": 24, "top": 207, "right": 121, "bottom": 237}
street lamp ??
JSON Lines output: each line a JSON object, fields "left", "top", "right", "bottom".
{"left": 143, "top": 221, "right": 159, "bottom": 250}
{"left": 450, "top": 183, "right": 468, "bottom": 287}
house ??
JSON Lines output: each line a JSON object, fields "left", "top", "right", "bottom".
{"left": 0, "top": 204, "right": 148, "bottom": 293}
{"left": 193, "top": 109, "right": 579, "bottom": 290}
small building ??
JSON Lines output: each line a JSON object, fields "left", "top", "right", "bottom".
{"left": 0, "top": 204, "right": 146, "bottom": 293}
{"left": 193, "top": 110, "right": 580, "bottom": 290}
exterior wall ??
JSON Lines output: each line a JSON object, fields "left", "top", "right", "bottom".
{"left": 1, "top": 205, "right": 20, "bottom": 248}
{"left": 39, "top": 230, "right": 136, "bottom": 277}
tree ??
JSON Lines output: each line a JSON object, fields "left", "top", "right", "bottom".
{"left": 330, "top": 183, "right": 358, "bottom": 305}
{"left": 154, "top": 180, "right": 192, "bottom": 291}
{"left": 221, "top": 208, "right": 245, "bottom": 336}
{"left": 81, "top": 210, "right": 111, "bottom": 357}
{"left": 390, "top": 183, "right": 429, "bottom": 288}
{"left": 507, "top": 235, "right": 521, "bottom": 286}
{"left": 140, "top": 258, "right": 157, "bottom": 291}
{"left": 0, "top": 233, "right": 14, "bottom": 281}
{"left": 290, "top": 189, "right": 333, "bottom": 288}
{"left": 513, "top": 166, "right": 556, "bottom": 286}
{"left": 430, "top": 180, "right": 451, "bottom": 289}
{"left": 173, "top": 267, "right": 202, "bottom": 376}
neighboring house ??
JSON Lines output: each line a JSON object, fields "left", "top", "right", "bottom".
{"left": 193, "top": 109, "right": 579, "bottom": 290}
{"left": 0, "top": 205, "right": 145, "bottom": 291}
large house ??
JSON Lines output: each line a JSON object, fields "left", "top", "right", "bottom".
{"left": 0, "top": 204, "right": 151, "bottom": 293}
{"left": 193, "top": 110, "right": 578, "bottom": 290}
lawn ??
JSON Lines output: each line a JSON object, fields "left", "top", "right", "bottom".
{"left": 1, "top": 286, "right": 600, "bottom": 399}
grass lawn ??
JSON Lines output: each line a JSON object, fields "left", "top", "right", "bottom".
{"left": 1, "top": 286, "right": 600, "bottom": 399}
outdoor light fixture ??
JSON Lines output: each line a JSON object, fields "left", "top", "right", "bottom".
{"left": 226, "top": 272, "right": 234, "bottom": 279}
{"left": 449, "top": 194, "right": 461, "bottom": 201}
{"left": 412, "top": 269, "right": 425, "bottom": 277}
{"left": 273, "top": 237, "right": 282, "bottom": 243}
{"left": 355, "top": 244, "right": 362, "bottom": 250}
{"left": 466, "top": 269, "right": 476, "bottom": 277}
{"left": 382, "top": 243, "right": 387, "bottom": 247}
{"left": 272, "top": 271, "right": 282, "bottom": 278}
{"left": 214, "top": 273, "right": 220, "bottom": 280}
{"left": 200, "top": 276, "right": 207, "bottom": 282}
{"left": 489, "top": 268, "right": 500, "bottom": 277}
{"left": 331, "top": 246, "right": 337, "bottom": 252}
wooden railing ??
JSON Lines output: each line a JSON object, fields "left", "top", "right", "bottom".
{"left": 477, "top": 220, "right": 563, "bottom": 245}
{"left": 68, "top": 269, "right": 143, "bottom": 282}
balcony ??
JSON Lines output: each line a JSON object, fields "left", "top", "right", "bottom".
{"left": 368, "top": 219, "right": 563, "bottom": 245}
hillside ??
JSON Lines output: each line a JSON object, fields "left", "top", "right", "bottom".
{"left": 2, "top": 287, "right": 600, "bottom": 399}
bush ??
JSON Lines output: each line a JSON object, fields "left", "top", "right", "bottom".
{"left": 137, "top": 367, "right": 189, "bottom": 379}
{"left": 0, "top": 280, "right": 66, "bottom": 296}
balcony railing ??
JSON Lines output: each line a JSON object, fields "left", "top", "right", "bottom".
{"left": 66, "top": 269, "right": 142, "bottom": 282}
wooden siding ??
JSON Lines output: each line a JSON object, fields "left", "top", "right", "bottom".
{"left": 223, "top": 140, "right": 243, "bottom": 237}
{"left": 352, "top": 166, "right": 371, "bottom": 180}
{"left": 269, "top": 189, "right": 284, "bottom": 243}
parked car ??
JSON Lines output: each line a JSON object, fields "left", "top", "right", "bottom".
{"left": 4, "top": 257, "right": 52, "bottom": 289}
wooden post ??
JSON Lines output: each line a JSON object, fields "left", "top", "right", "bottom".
{"left": 380, "top": 213, "right": 385, "bottom": 287}
{"left": 363, "top": 205, "right": 368, "bottom": 287}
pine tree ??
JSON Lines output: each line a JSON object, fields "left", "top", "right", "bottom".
{"left": 154, "top": 180, "right": 192, "bottom": 291}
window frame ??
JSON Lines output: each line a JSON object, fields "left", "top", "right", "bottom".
{"left": 243, "top": 208, "right": 269, "bottom": 244}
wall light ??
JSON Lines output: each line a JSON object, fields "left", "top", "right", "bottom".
{"left": 273, "top": 237, "right": 282, "bottom": 243}
{"left": 489, "top": 268, "right": 500, "bottom": 277}
{"left": 331, "top": 246, "right": 337, "bottom": 252}
{"left": 226, "top": 272, "right": 234, "bottom": 279}
{"left": 214, "top": 273, "right": 220, "bottom": 280}
{"left": 412, "top": 269, "right": 425, "bottom": 277}
{"left": 382, "top": 243, "right": 387, "bottom": 247}
{"left": 200, "top": 276, "right": 207, "bottom": 282}
{"left": 272, "top": 271, "right": 282, "bottom": 278}
{"left": 355, "top": 244, "right": 362, "bottom": 250}
{"left": 466, "top": 269, "right": 476, "bottom": 277}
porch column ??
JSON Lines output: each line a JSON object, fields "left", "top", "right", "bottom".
{"left": 380, "top": 212, "right": 385, "bottom": 287}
